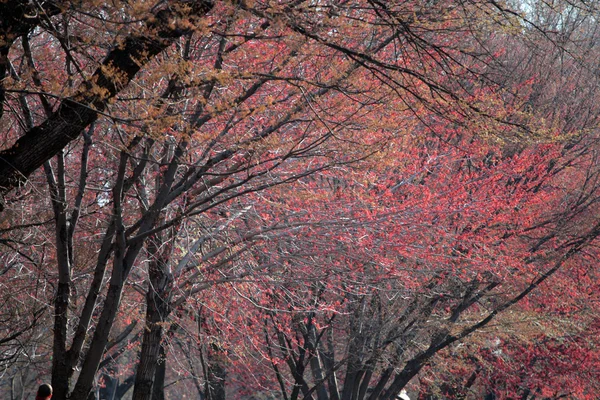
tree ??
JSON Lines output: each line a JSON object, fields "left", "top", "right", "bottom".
{"left": 229, "top": 128, "right": 600, "bottom": 399}
{"left": 1, "top": 1, "right": 600, "bottom": 399}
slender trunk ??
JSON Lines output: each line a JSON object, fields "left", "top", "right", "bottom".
{"left": 69, "top": 282, "right": 126, "bottom": 400}
{"left": 199, "top": 312, "right": 228, "bottom": 400}
{"left": 67, "top": 220, "right": 115, "bottom": 372}
{"left": 306, "top": 324, "right": 329, "bottom": 400}
{"left": 67, "top": 154, "right": 128, "bottom": 400}
{"left": 205, "top": 345, "right": 227, "bottom": 400}
{"left": 0, "top": 46, "right": 8, "bottom": 122}
{"left": 46, "top": 153, "right": 73, "bottom": 400}
{"left": 322, "top": 328, "right": 340, "bottom": 400}
{"left": 341, "top": 297, "right": 370, "bottom": 400}
{"left": 52, "top": 281, "right": 72, "bottom": 399}
{"left": 340, "top": 352, "right": 361, "bottom": 400}
{"left": 132, "top": 266, "right": 172, "bottom": 400}
{"left": 366, "top": 368, "right": 392, "bottom": 400}
{"left": 381, "top": 358, "right": 423, "bottom": 400}
{"left": 348, "top": 371, "right": 365, "bottom": 400}
{"left": 357, "top": 369, "right": 373, "bottom": 400}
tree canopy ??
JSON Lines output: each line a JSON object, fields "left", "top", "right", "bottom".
{"left": 1, "top": 1, "right": 600, "bottom": 399}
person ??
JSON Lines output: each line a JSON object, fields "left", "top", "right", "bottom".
{"left": 35, "top": 383, "right": 52, "bottom": 400}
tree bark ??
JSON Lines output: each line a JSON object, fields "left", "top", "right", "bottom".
{"left": 322, "top": 328, "right": 341, "bottom": 400}
{"left": 151, "top": 343, "right": 168, "bottom": 400}
{"left": 45, "top": 153, "right": 74, "bottom": 400}
{"left": 69, "top": 282, "right": 127, "bottom": 400}
{"left": 199, "top": 311, "right": 228, "bottom": 400}
{"left": 132, "top": 237, "right": 173, "bottom": 400}
{"left": 205, "top": 344, "right": 227, "bottom": 400}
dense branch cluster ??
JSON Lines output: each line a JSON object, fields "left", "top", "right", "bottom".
{"left": 1, "top": 1, "right": 600, "bottom": 399}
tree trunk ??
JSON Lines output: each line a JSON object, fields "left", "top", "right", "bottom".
{"left": 306, "top": 323, "right": 329, "bottom": 400}
{"left": 199, "top": 312, "right": 228, "bottom": 400}
{"left": 151, "top": 343, "right": 168, "bottom": 400}
{"left": 321, "top": 328, "right": 340, "bottom": 400}
{"left": 69, "top": 282, "right": 126, "bottom": 400}
{"left": 131, "top": 268, "right": 172, "bottom": 400}
{"left": 52, "top": 281, "right": 72, "bottom": 399}
{"left": 205, "top": 345, "right": 227, "bottom": 400}
{"left": 46, "top": 154, "right": 74, "bottom": 400}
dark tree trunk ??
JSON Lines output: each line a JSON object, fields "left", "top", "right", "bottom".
{"left": 322, "top": 328, "right": 340, "bottom": 400}
{"left": 69, "top": 282, "right": 127, "bottom": 400}
{"left": 151, "top": 343, "right": 168, "bottom": 400}
{"left": 132, "top": 249, "right": 172, "bottom": 400}
{"left": 305, "top": 322, "right": 329, "bottom": 400}
{"left": 199, "top": 311, "right": 228, "bottom": 400}
{"left": 52, "top": 281, "right": 72, "bottom": 399}
{"left": 205, "top": 345, "right": 227, "bottom": 400}
{"left": 45, "top": 153, "right": 74, "bottom": 400}
{"left": 0, "top": 46, "right": 9, "bottom": 122}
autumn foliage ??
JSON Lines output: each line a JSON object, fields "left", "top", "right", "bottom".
{"left": 1, "top": 1, "right": 600, "bottom": 399}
